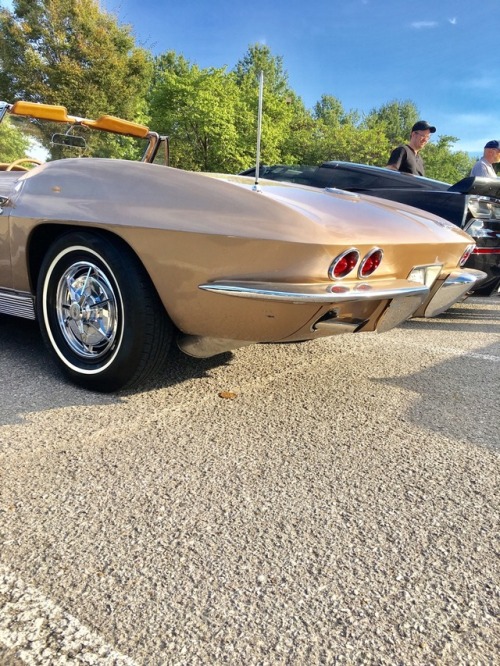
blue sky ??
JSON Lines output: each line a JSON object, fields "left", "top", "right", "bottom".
{"left": 2, "top": 0, "right": 500, "bottom": 155}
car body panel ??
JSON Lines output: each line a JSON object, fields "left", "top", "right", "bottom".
{"left": 241, "top": 162, "right": 500, "bottom": 294}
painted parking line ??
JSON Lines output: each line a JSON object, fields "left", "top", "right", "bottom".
{"left": 0, "top": 565, "right": 138, "bottom": 665}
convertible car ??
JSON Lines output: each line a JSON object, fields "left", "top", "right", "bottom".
{"left": 240, "top": 162, "right": 500, "bottom": 295}
{"left": 0, "top": 101, "right": 486, "bottom": 391}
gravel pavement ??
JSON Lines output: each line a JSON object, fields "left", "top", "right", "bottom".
{"left": 0, "top": 296, "right": 499, "bottom": 665}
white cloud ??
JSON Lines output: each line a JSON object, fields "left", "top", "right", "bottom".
{"left": 448, "top": 17, "right": 457, "bottom": 25}
{"left": 464, "top": 75, "right": 499, "bottom": 90}
{"left": 410, "top": 21, "right": 438, "bottom": 29}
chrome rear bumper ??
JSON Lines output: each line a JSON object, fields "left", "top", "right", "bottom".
{"left": 177, "top": 278, "right": 431, "bottom": 357}
{"left": 199, "top": 278, "right": 429, "bottom": 303}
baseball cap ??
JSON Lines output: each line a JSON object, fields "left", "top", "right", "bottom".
{"left": 484, "top": 140, "right": 500, "bottom": 150}
{"left": 412, "top": 120, "right": 436, "bottom": 133}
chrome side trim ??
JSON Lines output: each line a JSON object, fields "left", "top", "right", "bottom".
{"left": 199, "top": 279, "right": 429, "bottom": 303}
{"left": 423, "top": 269, "right": 487, "bottom": 317}
{"left": 0, "top": 289, "right": 36, "bottom": 319}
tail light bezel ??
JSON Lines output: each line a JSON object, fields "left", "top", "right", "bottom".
{"left": 328, "top": 248, "right": 360, "bottom": 280}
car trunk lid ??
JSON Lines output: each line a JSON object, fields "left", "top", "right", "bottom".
{"left": 448, "top": 176, "right": 500, "bottom": 199}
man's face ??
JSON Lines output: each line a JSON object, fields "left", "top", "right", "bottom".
{"left": 412, "top": 130, "right": 431, "bottom": 149}
{"left": 485, "top": 147, "right": 500, "bottom": 163}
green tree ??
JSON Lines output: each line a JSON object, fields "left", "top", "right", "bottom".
{"left": 299, "top": 121, "right": 391, "bottom": 167}
{"left": 364, "top": 99, "right": 420, "bottom": 145}
{"left": 233, "top": 44, "right": 289, "bottom": 96}
{"left": 364, "top": 100, "right": 474, "bottom": 181}
{"left": 423, "top": 136, "right": 475, "bottom": 182}
{"left": 0, "top": 0, "right": 153, "bottom": 157}
{"left": 300, "top": 94, "right": 389, "bottom": 166}
{"left": 0, "top": 117, "right": 31, "bottom": 162}
{"left": 233, "top": 43, "right": 313, "bottom": 168}
{"left": 313, "top": 94, "right": 359, "bottom": 127}
{"left": 149, "top": 53, "right": 244, "bottom": 172}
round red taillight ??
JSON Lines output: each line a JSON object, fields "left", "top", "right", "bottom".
{"left": 359, "top": 248, "right": 383, "bottom": 278}
{"left": 328, "top": 249, "right": 360, "bottom": 280}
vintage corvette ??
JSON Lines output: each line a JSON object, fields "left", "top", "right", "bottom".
{"left": 0, "top": 101, "right": 486, "bottom": 391}
{"left": 240, "top": 162, "right": 500, "bottom": 295}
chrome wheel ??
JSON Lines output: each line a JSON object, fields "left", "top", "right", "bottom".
{"left": 55, "top": 261, "right": 119, "bottom": 358}
{"left": 37, "top": 231, "right": 173, "bottom": 392}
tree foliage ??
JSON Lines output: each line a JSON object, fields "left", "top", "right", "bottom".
{"left": 149, "top": 53, "right": 244, "bottom": 172}
{"left": 0, "top": 0, "right": 152, "bottom": 157}
{"left": 423, "top": 136, "right": 474, "bottom": 182}
{"left": 0, "top": 6, "right": 474, "bottom": 181}
{"left": 364, "top": 99, "right": 419, "bottom": 145}
{"left": 0, "top": 117, "right": 31, "bottom": 162}
{"left": 232, "top": 44, "right": 312, "bottom": 168}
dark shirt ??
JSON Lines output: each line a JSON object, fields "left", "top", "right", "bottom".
{"left": 387, "top": 144, "right": 425, "bottom": 176}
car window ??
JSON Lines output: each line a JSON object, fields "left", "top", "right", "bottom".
{"left": 316, "top": 166, "right": 407, "bottom": 191}
{"left": 4, "top": 112, "right": 148, "bottom": 163}
{"left": 318, "top": 164, "right": 450, "bottom": 191}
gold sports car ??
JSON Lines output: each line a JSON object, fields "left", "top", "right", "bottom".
{"left": 0, "top": 101, "right": 486, "bottom": 391}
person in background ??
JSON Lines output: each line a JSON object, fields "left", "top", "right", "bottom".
{"left": 470, "top": 140, "right": 500, "bottom": 178}
{"left": 386, "top": 120, "right": 436, "bottom": 176}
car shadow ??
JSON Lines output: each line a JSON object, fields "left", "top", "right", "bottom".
{"left": 0, "top": 315, "right": 233, "bottom": 426}
{"left": 404, "top": 299, "right": 500, "bottom": 334}
{"left": 373, "top": 337, "right": 500, "bottom": 452}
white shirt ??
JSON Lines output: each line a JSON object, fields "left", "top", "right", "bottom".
{"left": 470, "top": 156, "right": 497, "bottom": 178}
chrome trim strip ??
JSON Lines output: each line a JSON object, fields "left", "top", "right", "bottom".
{"left": 199, "top": 279, "right": 429, "bottom": 303}
{"left": 0, "top": 289, "right": 36, "bottom": 319}
{"left": 325, "top": 187, "right": 360, "bottom": 200}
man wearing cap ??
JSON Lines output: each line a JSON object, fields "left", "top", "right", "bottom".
{"left": 386, "top": 120, "right": 436, "bottom": 176}
{"left": 470, "top": 140, "right": 500, "bottom": 178}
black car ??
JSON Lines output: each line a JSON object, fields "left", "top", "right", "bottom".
{"left": 240, "top": 162, "right": 500, "bottom": 295}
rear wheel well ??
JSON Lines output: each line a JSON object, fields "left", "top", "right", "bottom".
{"left": 28, "top": 224, "right": 161, "bottom": 305}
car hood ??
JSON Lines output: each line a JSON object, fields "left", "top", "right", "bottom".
{"left": 448, "top": 176, "right": 500, "bottom": 198}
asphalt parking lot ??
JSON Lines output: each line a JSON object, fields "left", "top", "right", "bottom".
{"left": 1, "top": 295, "right": 499, "bottom": 665}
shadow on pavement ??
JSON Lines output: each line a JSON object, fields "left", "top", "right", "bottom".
{"left": 0, "top": 315, "right": 233, "bottom": 426}
{"left": 405, "top": 298, "right": 500, "bottom": 334}
{"left": 374, "top": 338, "right": 500, "bottom": 452}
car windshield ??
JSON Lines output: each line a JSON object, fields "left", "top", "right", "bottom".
{"left": 0, "top": 101, "right": 167, "bottom": 167}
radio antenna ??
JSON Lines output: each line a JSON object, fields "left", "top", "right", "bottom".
{"left": 252, "top": 70, "right": 264, "bottom": 192}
